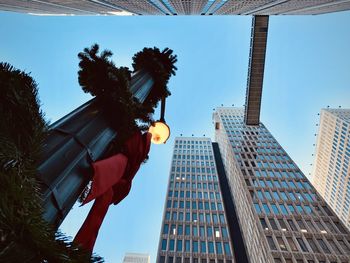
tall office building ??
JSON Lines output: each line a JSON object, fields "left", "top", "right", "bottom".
{"left": 213, "top": 107, "right": 350, "bottom": 263}
{"left": 122, "top": 253, "right": 150, "bottom": 263}
{"left": 156, "top": 137, "right": 235, "bottom": 263}
{"left": 1, "top": 0, "right": 350, "bottom": 15}
{"left": 312, "top": 108, "right": 350, "bottom": 230}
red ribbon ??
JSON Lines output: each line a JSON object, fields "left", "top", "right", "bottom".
{"left": 74, "top": 131, "right": 151, "bottom": 251}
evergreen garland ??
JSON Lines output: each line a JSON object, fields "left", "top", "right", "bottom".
{"left": 0, "top": 63, "right": 103, "bottom": 262}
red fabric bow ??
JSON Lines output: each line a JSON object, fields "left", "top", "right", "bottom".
{"left": 74, "top": 131, "right": 151, "bottom": 251}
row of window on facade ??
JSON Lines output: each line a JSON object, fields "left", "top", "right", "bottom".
{"left": 250, "top": 188, "right": 316, "bottom": 203}
{"left": 164, "top": 211, "right": 226, "bottom": 225}
{"left": 168, "top": 190, "right": 221, "bottom": 200}
{"left": 237, "top": 151, "right": 291, "bottom": 162}
{"left": 253, "top": 169, "right": 304, "bottom": 180}
{"left": 173, "top": 154, "right": 214, "bottom": 161}
{"left": 274, "top": 256, "right": 348, "bottom": 263}
{"left": 175, "top": 140, "right": 212, "bottom": 145}
{"left": 172, "top": 161, "right": 216, "bottom": 167}
{"left": 234, "top": 145, "right": 285, "bottom": 155}
{"left": 161, "top": 239, "right": 231, "bottom": 255}
{"left": 170, "top": 174, "right": 219, "bottom": 183}
{"left": 247, "top": 177, "right": 313, "bottom": 192}
{"left": 166, "top": 199, "right": 224, "bottom": 211}
{"left": 242, "top": 168, "right": 304, "bottom": 180}
{"left": 259, "top": 216, "right": 347, "bottom": 236}
{"left": 266, "top": 233, "right": 350, "bottom": 256}
{"left": 159, "top": 256, "right": 233, "bottom": 263}
{"left": 253, "top": 201, "right": 335, "bottom": 218}
{"left": 162, "top": 223, "right": 229, "bottom": 238}
{"left": 172, "top": 166, "right": 216, "bottom": 174}
{"left": 169, "top": 181, "right": 220, "bottom": 191}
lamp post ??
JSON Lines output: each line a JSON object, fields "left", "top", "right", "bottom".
{"left": 37, "top": 45, "right": 176, "bottom": 229}
{"left": 37, "top": 71, "right": 156, "bottom": 228}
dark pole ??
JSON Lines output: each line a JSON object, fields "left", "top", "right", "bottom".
{"left": 37, "top": 71, "right": 154, "bottom": 228}
{"left": 160, "top": 97, "right": 166, "bottom": 122}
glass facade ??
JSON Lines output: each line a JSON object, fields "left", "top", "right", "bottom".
{"left": 214, "top": 107, "right": 350, "bottom": 263}
{"left": 157, "top": 138, "right": 234, "bottom": 263}
{"left": 2, "top": 1, "right": 350, "bottom": 15}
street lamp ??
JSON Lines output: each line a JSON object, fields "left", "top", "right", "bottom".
{"left": 149, "top": 98, "right": 170, "bottom": 144}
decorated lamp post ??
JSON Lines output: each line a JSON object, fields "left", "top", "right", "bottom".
{"left": 36, "top": 45, "right": 177, "bottom": 229}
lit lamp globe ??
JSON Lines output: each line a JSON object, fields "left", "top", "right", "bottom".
{"left": 149, "top": 121, "right": 170, "bottom": 144}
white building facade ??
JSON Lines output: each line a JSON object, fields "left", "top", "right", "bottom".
{"left": 123, "top": 253, "right": 150, "bottom": 263}
{"left": 312, "top": 108, "right": 350, "bottom": 230}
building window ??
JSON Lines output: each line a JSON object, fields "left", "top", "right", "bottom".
{"left": 271, "top": 204, "right": 279, "bottom": 214}
{"left": 296, "top": 238, "right": 308, "bottom": 252}
{"left": 163, "top": 224, "right": 169, "bottom": 234}
{"left": 222, "top": 227, "right": 228, "bottom": 237}
{"left": 267, "top": 236, "right": 277, "bottom": 250}
{"left": 224, "top": 242, "right": 231, "bottom": 255}
{"left": 208, "top": 242, "right": 214, "bottom": 253}
{"left": 317, "top": 239, "right": 331, "bottom": 254}
{"left": 193, "top": 241, "right": 198, "bottom": 252}
{"left": 286, "top": 237, "right": 298, "bottom": 252}
{"left": 169, "top": 239, "right": 175, "bottom": 251}
{"left": 161, "top": 239, "right": 167, "bottom": 250}
{"left": 178, "top": 225, "right": 183, "bottom": 235}
{"left": 201, "top": 241, "right": 206, "bottom": 253}
{"left": 260, "top": 218, "right": 268, "bottom": 230}
{"left": 263, "top": 203, "right": 271, "bottom": 214}
{"left": 176, "top": 240, "right": 182, "bottom": 252}
{"left": 279, "top": 204, "right": 288, "bottom": 215}
{"left": 185, "top": 240, "right": 190, "bottom": 252}
{"left": 307, "top": 238, "right": 320, "bottom": 253}
{"left": 254, "top": 203, "right": 262, "bottom": 214}
{"left": 269, "top": 218, "right": 278, "bottom": 230}
{"left": 276, "top": 237, "right": 287, "bottom": 251}
{"left": 216, "top": 242, "right": 223, "bottom": 254}
{"left": 185, "top": 225, "right": 190, "bottom": 235}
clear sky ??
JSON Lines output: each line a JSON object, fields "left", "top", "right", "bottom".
{"left": 1, "top": 10, "right": 350, "bottom": 263}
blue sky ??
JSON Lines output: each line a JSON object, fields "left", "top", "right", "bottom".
{"left": 1, "top": 11, "right": 350, "bottom": 263}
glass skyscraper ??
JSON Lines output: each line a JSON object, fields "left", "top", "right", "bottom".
{"left": 1, "top": 1, "right": 350, "bottom": 15}
{"left": 213, "top": 107, "right": 350, "bottom": 263}
{"left": 156, "top": 137, "right": 235, "bottom": 263}
{"left": 312, "top": 109, "right": 350, "bottom": 230}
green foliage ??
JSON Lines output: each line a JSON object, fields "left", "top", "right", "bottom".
{"left": 77, "top": 44, "right": 177, "bottom": 150}
{"left": 132, "top": 47, "right": 177, "bottom": 106}
{"left": 0, "top": 63, "right": 104, "bottom": 262}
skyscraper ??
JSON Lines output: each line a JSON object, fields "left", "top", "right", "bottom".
{"left": 213, "top": 107, "right": 350, "bottom": 263}
{"left": 156, "top": 137, "right": 235, "bottom": 263}
{"left": 312, "top": 108, "right": 350, "bottom": 230}
{"left": 1, "top": 0, "right": 350, "bottom": 15}
{"left": 122, "top": 252, "right": 150, "bottom": 263}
